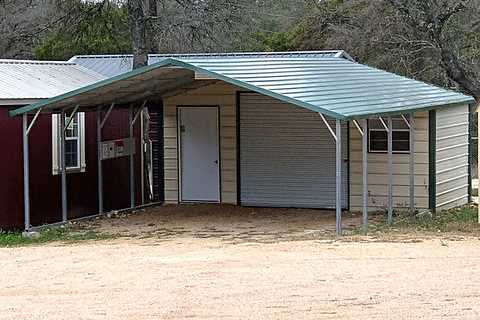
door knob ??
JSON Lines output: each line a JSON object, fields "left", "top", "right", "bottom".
{"left": 214, "top": 160, "right": 218, "bottom": 164}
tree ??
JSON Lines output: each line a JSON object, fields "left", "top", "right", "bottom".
{"left": 388, "top": 0, "right": 480, "bottom": 100}
{"left": 35, "top": 1, "right": 131, "bottom": 60}
{"left": 0, "top": 0, "right": 55, "bottom": 59}
{"left": 296, "top": 0, "right": 480, "bottom": 101}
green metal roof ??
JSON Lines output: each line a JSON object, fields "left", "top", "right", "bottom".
{"left": 10, "top": 56, "right": 475, "bottom": 119}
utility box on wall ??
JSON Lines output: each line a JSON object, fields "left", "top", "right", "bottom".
{"left": 101, "top": 137, "right": 135, "bottom": 160}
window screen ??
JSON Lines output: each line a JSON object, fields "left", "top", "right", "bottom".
{"left": 368, "top": 118, "right": 410, "bottom": 153}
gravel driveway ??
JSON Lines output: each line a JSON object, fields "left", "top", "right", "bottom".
{"left": 1, "top": 205, "right": 479, "bottom": 319}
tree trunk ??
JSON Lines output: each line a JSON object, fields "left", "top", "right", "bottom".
{"left": 127, "top": 0, "right": 148, "bottom": 69}
{"left": 439, "top": 46, "right": 480, "bottom": 102}
{"left": 147, "top": 0, "right": 159, "bottom": 54}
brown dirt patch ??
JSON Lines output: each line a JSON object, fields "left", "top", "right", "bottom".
{"left": 76, "top": 204, "right": 388, "bottom": 243}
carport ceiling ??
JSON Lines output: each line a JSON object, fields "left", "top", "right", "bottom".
{"left": 10, "top": 57, "right": 475, "bottom": 119}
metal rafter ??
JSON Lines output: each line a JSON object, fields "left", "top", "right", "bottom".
{"left": 352, "top": 119, "right": 364, "bottom": 136}
{"left": 100, "top": 103, "right": 115, "bottom": 129}
{"left": 64, "top": 105, "right": 79, "bottom": 132}
{"left": 319, "top": 113, "right": 337, "bottom": 141}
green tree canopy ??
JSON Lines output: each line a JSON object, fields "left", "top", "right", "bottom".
{"left": 35, "top": 1, "right": 131, "bottom": 60}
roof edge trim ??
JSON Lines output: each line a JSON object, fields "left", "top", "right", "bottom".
{"left": 343, "top": 99, "right": 476, "bottom": 120}
{"left": 0, "top": 99, "right": 41, "bottom": 106}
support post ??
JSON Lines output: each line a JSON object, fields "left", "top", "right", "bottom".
{"left": 362, "top": 119, "right": 368, "bottom": 233}
{"left": 23, "top": 114, "right": 30, "bottom": 232}
{"left": 60, "top": 109, "right": 67, "bottom": 222}
{"left": 140, "top": 108, "right": 145, "bottom": 205}
{"left": 97, "top": 107, "right": 103, "bottom": 214}
{"left": 409, "top": 113, "right": 415, "bottom": 214}
{"left": 335, "top": 119, "right": 342, "bottom": 235}
{"left": 129, "top": 106, "right": 135, "bottom": 208}
{"left": 387, "top": 116, "right": 393, "bottom": 224}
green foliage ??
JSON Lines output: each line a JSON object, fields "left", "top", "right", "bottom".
{"left": 0, "top": 227, "right": 114, "bottom": 247}
{"left": 35, "top": 1, "right": 131, "bottom": 60}
{"left": 254, "top": 28, "right": 302, "bottom": 52}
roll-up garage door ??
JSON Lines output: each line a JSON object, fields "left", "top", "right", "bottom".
{"left": 239, "top": 93, "right": 348, "bottom": 208}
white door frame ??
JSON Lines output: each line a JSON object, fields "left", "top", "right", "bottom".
{"left": 177, "top": 106, "right": 221, "bottom": 203}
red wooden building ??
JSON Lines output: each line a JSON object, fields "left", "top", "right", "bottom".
{"left": 0, "top": 59, "right": 162, "bottom": 230}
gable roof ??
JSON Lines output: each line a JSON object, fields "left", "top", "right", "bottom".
{"left": 0, "top": 59, "right": 106, "bottom": 105}
{"left": 11, "top": 54, "right": 474, "bottom": 119}
{"left": 69, "top": 50, "right": 353, "bottom": 77}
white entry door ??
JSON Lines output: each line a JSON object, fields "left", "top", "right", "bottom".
{"left": 179, "top": 107, "right": 220, "bottom": 202}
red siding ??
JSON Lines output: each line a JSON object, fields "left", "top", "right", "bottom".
{"left": 101, "top": 108, "right": 142, "bottom": 212}
{"left": 0, "top": 109, "right": 24, "bottom": 229}
{"left": 0, "top": 107, "right": 143, "bottom": 230}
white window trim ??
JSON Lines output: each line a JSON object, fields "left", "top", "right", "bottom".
{"left": 52, "top": 112, "right": 86, "bottom": 175}
{"left": 368, "top": 118, "right": 410, "bottom": 154}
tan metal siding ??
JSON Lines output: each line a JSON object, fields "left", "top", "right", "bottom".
{"left": 435, "top": 104, "right": 469, "bottom": 210}
{"left": 163, "top": 82, "right": 238, "bottom": 204}
{"left": 349, "top": 112, "right": 429, "bottom": 212}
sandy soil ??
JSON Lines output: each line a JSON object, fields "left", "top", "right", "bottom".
{"left": 1, "top": 205, "right": 480, "bottom": 319}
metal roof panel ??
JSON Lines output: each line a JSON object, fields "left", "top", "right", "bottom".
{"left": 0, "top": 60, "right": 106, "bottom": 102}
{"left": 69, "top": 51, "right": 352, "bottom": 77}
{"left": 10, "top": 56, "right": 474, "bottom": 119}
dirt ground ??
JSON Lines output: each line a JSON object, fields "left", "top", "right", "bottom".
{"left": 1, "top": 204, "right": 480, "bottom": 319}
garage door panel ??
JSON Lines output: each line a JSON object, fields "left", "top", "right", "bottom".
{"left": 240, "top": 93, "right": 348, "bottom": 208}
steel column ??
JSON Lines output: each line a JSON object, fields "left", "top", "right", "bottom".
{"left": 362, "top": 119, "right": 368, "bottom": 232}
{"left": 140, "top": 108, "right": 145, "bottom": 205}
{"left": 97, "top": 107, "right": 103, "bottom": 214}
{"left": 22, "top": 114, "right": 30, "bottom": 231}
{"left": 335, "top": 119, "right": 342, "bottom": 235}
{"left": 409, "top": 113, "right": 415, "bottom": 214}
{"left": 129, "top": 106, "right": 135, "bottom": 208}
{"left": 60, "top": 110, "right": 67, "bottom": 222}
{"left": 387, "top": 117, "right": 393, "bottom": 224}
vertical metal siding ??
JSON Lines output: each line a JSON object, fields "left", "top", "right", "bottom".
{"left": 239, "top": 93, "right": 348, "bottom": 208}
{"left": 148, "top": 103, "right": 164, "bottom": 202}
{"left": 435, "top": 104, "right": 470, "bottom": 210}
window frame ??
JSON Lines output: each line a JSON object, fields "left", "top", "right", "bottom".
{"left": 52, "top": 112, "right": 86, "bottom": 175}
{"left": 367, "top": 117, "right": 411, "bottom": 154}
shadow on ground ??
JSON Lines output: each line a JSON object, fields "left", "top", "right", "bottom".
{"left": 75, "top": 204, "right": 389, "bottom": 244}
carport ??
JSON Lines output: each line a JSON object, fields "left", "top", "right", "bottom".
{"left": 11, "top": 55, "right": 474, "bottom": 235}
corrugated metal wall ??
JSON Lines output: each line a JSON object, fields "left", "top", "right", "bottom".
{"left": 239, "top": 93, "right": 348, "bottom": 208}
{"left": 148, "top": 103, "right": 164, "bottom": 202}
{"left": 435, "top": 104, "right": 470, "bottom": 210}
{"left": 0, "top": 107, "right": 143, "bottom": 230}
{"left": 163, "top": 82, "right": 238, "bottom": 204}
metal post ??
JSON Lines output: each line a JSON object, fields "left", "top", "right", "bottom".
{"left": 129, "top": 106, "right": 135, "bottom": 208}
{"left": 23, "top": 114, "right": 30, "bottom": 232}
{"left": 387, "top": 117, "right": 393, "bottom": 224}
{"left": 97, "top": 107, "right": 103, "bottom": 214}
{"left": 409, "top": 113, "right": 415, "bottom": 214}
{"left": 140, "top": 108, "right": 145, "bottom": 205}
{"left": 362, "top": 119, "right": 368, "bottom": 233}
{"left": 335, "top": 119, "right": 342, "bottom": 235}
{"left": 60, "top": 109, "right": 67, "bottom": 222}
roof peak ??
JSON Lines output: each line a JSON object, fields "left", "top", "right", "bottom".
{"left": 0, "top": 59, "right": 74, "bottom": 65}
{"left": 69, "top": 50, "right": 353, "bottom": 61}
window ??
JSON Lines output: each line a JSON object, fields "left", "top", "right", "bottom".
{"left": 368, "top": 117, "right": 410, "bottom": 153}
{"left": 52, "top": 112, "right": 86, "bottom": 175}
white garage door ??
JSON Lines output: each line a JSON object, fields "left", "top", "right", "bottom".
{"left": 239, "top": 93, "right": 348, "bottom": 209}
